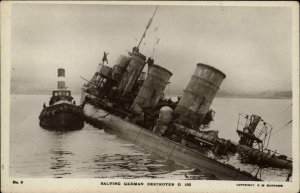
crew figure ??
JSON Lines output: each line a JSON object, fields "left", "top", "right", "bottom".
{"left": 146, "top": 57, "right": 154, "bottom": 66}
{"left": 102, "top": 51, "right": 109, "bottom": 64}
{"left": 132, "top": 47, "right": 139, "bottom": 53}
{"left": 286, "top": 172, "right": 292, "bottom": 181}
{"left": 128, "top": 47, "right": 139, "bottom": 57}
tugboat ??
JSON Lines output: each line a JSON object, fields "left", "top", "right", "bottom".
{"left": 39, "top": 68, "right": 84, "bottom": 130}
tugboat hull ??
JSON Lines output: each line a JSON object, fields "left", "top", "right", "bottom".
{"left": 39, "top": 103, "right": 84, "bottom": 130}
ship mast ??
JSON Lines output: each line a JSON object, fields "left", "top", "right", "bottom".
{"left": 137, "top": 6, "right": 159, "bottom": 49}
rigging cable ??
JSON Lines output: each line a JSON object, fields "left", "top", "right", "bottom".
{"left": 152, "top": 37, "right": 160, "bottom": 58}
{"left": 273, "top": 103, "right": 292, "bottom": 124}
{"left": 271, "top": 120, "right": 292, "bottom": 137}
{"left": 268, "top": 103, "right": 292, "bottom": 137}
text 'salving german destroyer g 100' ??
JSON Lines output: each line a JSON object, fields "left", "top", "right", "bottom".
{"left": 39, "top": 68, "right": 84, "bottom": 130}
{"left": 79, "top": 6, "right": 292, "bottom": 181}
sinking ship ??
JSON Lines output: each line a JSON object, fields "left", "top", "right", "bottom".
{"left": 79, "top": 6, "right": 292, "bottom": 181}
{"left": 234, "top": 113, "right": 292, "bottom": 169}
{"left": 39, "top": 68, "right": 84, "bottom": 130}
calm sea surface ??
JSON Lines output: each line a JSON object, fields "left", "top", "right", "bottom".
{"left": 9, "top": 95, "right": 292, "bottom": 181}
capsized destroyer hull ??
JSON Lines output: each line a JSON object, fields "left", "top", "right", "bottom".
{"left": 83, "top": 102, "right": 260, "bottom": 181}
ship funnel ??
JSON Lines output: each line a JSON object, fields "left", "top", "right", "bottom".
{"left": 57, "top": 81, "right": 66, "bottom": 89}
{"left": 118, "top": 51, "right": 146, "bottom": 96}
{"left": 57, "top": 68, "right": 66, "bottom": 89}
{"left": 132, "top": 64, "right": 172, "bottom": 108}
{"left": 174, "top": 63, "right": 226, "bottom": 129}
{"left": 58, "top": 68, "right": 65, "bottom": 77}
{"left": 112, "top": 55, "right": 131, "bottom": 81}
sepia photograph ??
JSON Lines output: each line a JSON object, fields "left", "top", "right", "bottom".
{"left": 1, "top": 1, "right": 299, "bottom": 193}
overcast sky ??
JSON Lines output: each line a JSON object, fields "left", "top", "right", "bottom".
{"left": 10, "top": 3, "right": 293, "bottom": 94}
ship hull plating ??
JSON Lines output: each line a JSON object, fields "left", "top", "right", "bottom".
{"left": 83, "top": 102, "right": 260, "bottom": 181}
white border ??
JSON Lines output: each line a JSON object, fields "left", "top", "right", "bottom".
{"left": 1, "top": 1, "right": 299, "bottom": 193}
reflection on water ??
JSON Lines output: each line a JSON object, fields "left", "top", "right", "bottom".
{"left": 10, "top": 95, "right": 292, "bottom": 181}
{"left": 10, "top": 101, "right": 210, "bottom": 179}
{"left": 41, "top": 126, "right": 212, "bottom": 179}
{"left": 50, "top": 149, "right": 73, "bottom": 177}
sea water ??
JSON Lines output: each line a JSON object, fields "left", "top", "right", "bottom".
{"left": 9, "top": 95, "right": 292, "bottom": 181}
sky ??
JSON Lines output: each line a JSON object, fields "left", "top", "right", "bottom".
{"left": 10, "top": 3, "right": 293, "bottom": 94}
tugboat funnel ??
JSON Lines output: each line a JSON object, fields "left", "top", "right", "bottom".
{"left": 57, "top": 68, "right": 66, "bottom": 89}
{"left": 58, "top": 68, "right": 65, "bottom": 77}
